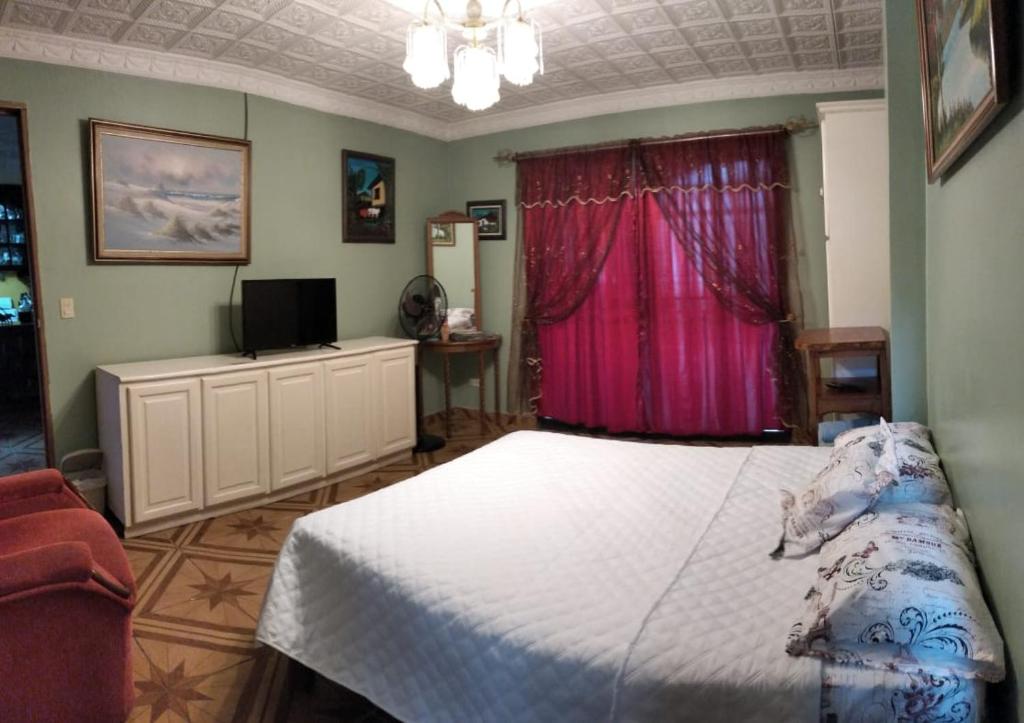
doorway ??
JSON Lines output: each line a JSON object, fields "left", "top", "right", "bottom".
{"left": 0, "top": 102, "right": 52, "bottom": 475}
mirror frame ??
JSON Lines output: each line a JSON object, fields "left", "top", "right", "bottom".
{"left": 425, "top": 210, "right": 482, "bottom": 329}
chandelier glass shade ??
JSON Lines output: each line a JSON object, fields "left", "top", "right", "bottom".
{"left": 403, "top": 0, "right": 543, "bottom": 111}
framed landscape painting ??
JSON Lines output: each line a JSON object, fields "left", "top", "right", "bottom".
{"left": 915, "top": 0, "right": 1009, "bottom": 182}
{"left": 91, "top": 119, "right": 251, "bottom": 263}
{"left": 343, "top": 150, "right": 396, "bottom": 243}
{"left": 466, "top": 199, "right": 506, "bottom": 240}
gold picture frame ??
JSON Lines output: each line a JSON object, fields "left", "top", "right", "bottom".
{"left": 430, "top": 221, "right": 455, "bottom": 246}
{"left": 90, "top": 119, "right": 251, "bottom": 263}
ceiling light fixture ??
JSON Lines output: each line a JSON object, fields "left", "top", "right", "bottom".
{"left": 403, "top": 0, "right": 543, "bottom": 112}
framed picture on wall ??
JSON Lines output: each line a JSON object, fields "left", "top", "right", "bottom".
{"left": 343, "top": 150, "right": 396, "bottom": 243}
{"left": 915, "top": 0, "right": 1009, "bottom": 183}
{"left": 90, "top": 119, "right": 251, "bottom": 264}
{"left": 429, "top": 221, "right": 455, "bottom": 246}
{"left": 466, "top": 199, "right": 506, "bottom": 240}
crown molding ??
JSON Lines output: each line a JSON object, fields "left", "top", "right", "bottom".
{"left": 0, "top": 28, "right": 884, "bottom": 144}
{"left": 0, "top": 28, "right": 450, "bottom": 140}
{"left": 441, "top": 68, "right": 886, "bottom": 140}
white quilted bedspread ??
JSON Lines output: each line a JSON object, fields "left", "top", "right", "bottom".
{"left": 256, "top": 431, "right": 831, "bottom": 722}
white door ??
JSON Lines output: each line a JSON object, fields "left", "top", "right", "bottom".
{"left": 128, "top": 379, "right": 203, "bottom": 523}
{"left": 202, "top": 371, "right": 270, "bottom": 506}
{"left": 268, "top": 363, "right": 325, "bottom": 490}
{"left": 374, "top": 348, "right": 416, "bottom": 457}
{"left": 324, "top": 355, "right": 376, "bottom": 474}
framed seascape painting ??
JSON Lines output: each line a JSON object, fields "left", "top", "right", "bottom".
{"left": 90, "top": 120, "right": 251, "bottom": 263}
{"left": 915, "top": 0, "right": 1009, "bottom": 182}
{"left": 466, "top": 199, "right": 506, "bottom": 240}
{"left": 343, "top": 150, "right": 396, "bottom": 243}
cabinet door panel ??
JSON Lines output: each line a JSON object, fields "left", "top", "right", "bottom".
{"left": 269, "top": 363, "right": 325, "bottom": 490}
{"left": 203, "top": 371, "right": 270, "bottom": 506}
{"left": 324, "top": 356, "right": 375, "bottom": 474}
{"left": 375, "top": 348, "right": 416, "bottom": 456}
{"left": 128, "top": 379, "right": 203, "bottom": 522}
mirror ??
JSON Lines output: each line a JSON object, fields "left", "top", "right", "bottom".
{"left": 426, "top": 210, "right": 481, "bottom": 329}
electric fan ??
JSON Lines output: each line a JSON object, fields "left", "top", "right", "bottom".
{"left": 397, "top": 275, "right": 448, "bottom": 453}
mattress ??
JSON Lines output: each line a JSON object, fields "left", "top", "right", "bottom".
{"left": 255, "top": 431, "right": 984, "bottom": 722}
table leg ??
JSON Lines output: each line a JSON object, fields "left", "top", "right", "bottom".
{"left": 443, "top": 354, "right": 452, "bottom": 438}
{"left": 478, "top": 350, "right": 486, "bottom": 434}
{"left": 493, "top": 348, "right": 501, "bottom": 427}
{"left": 807, "top": 350, "right": 820, "bottom": 444}
{"left": 879, "top": 347, "right": 892, "bottom": 421}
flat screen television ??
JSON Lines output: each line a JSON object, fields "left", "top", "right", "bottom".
{"left": 242, "top": 278, "right": 337, "bottom": 356}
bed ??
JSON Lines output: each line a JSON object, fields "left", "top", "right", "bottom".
{"left": 255, "top": 431, "right": 984, "bottom": 722}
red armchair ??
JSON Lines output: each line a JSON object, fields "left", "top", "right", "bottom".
{"left": 0, "top": 469, "right": 135, "bottom": 722}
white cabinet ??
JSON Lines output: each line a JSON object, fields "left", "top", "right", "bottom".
{"left": 127, "top": 379, "right": 203, "bottom": 523}
{"left": 268, "top": 362, "right": 326, "bottom": 491}
{"left": 97, "top": 337, "right": 417, "bottom": 536}
{"left": 202, "top": 370, "right": 269, "bottom": 506}
{"left": 375, "top": 347, "right": 416, "bottom": 457}
{"left": 324, "top": 355, "right": 376, "bottom": 474}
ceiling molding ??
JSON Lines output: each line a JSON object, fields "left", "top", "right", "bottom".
{"left": 0, "top": 27, "right": 883, "bottom": 144}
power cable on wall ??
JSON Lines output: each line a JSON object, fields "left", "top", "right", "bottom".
{"left": 228, "top": 92, "right": 249, "bottom": 354}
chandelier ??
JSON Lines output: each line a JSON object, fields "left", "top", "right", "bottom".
{"left": 403, "top": 0, "right": 544, "bottom": 112}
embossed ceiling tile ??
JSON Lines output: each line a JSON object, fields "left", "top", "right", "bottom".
{"left": 622, "top": 68, "right": 672, "bottom": 86}
{"left": 66, "top": 11, "right": 126, "bottom": 38}
{"left": 660, "top": 0, "right": 722, "bottom": 24}
{"left": 779, "top": 0, "right": 825, "bottom": 10}
{"left": 840, "top": 45, "right": 881, "bottom": 65}
{"left": 707, "top": 58, "right": 753, "bottom": 76}
{"left": 837, "top": 29, "right": 881, "bottom": 48}
{"left": 173, "top": 30, "right": 230, "bottom": 55}
{"left": 614, "top": 53, "right": 659, "bottom": 73}
{"left": 791, "top": 34, "right": 831, "bottom": 52}
{"left": 258, "top": 51, "right": 311, "bottom": 74}
{"left": 322, "top": 73, "right": 374, "bottom": 94}
{"left": 696, "top": 42, "right": 743, "bottom": 61}
{"left": 630, "top": 29, "right": 683, "bottom": 51}
{"left": 7, "top": 2, "right": 68, "bottom": 30}
{"left": 588, "top": 35, "right": 642, "bottom": 58}
{"left": 356, "top": 83, "right": 419, "bottom": 103}
{"left": 79, "top": 0, "right": 148, "bottom": 19}
{"left": 751, "top": 54, "right": 794, "bottom": 71}
{"left": 541, "top": 26, "right": 585, "bottom": 49}
{"left": 612, "top": 8, "right": 672, "bottom": 33}
{"left": 351, "top": 62, "right": 407, "bottom": 83}
{"left": 320, "top": 47, "right": 364, "bottom": 70}
{"left": 607, "top": 0, "right": 660, "bottom": 8}
{"left": 742, "top": 37, "right": 787, "bottom": 56}
{"left": 720, "top": 0, "right": 774, "bottom": 16}
{"left": 834, "top": 8, "right": 882, "bottom": 31}
{"left": 681, "top": 23, "right": 732, "bottom": 45}
{"left": 282, "top": 35, "right": 333, "bottom": 59}
{"left": 782, "top": 13, "right": 829, "bottom": 34}
{"left": 574, "top": 15, "right": 628, "bottom": 41}
{"left": 139, "top": 0, "right": 211, "bottom": 29}
{"left": 833, "top": 0, "right": 876, "bottom": 7}
{"left": 665, "top": 63, "right": 712, "bottom": 82}
{"left": 583, "top": 74, "right": 633, "bottom": 91}
{"left": 196, "top": 8, "right": 258, "bottom": 36}
{"left": 340, "top": 1, "right": 407, "bottom": 31}
{"left": 343, "top": 31, "right": 404, "bottom": 60}
{"left": 533, "top": 68, "right": 579, "bottom": 85}
{"left": 121, "top": 21, "right": 181, "bottom": 47}
{"left": 794, "top": 51, "right": 833, "bottom": 69}
{"left": 546, "top": 45, "right": 601, "bottom": 65}
{"left": 569, "top": 59, "right": 626, "bottom": 78}
{"left": 732, "top": 18, "right": 780, "bottom": 38}
{"left": 650, "top": 47, "right": 699, "bottom": 66}
{"left": 267, "top": 0, "right": 330, "bottom": 33}
{"left": 224, "top": 0, "right": 286, "bottom": 19}
{"left": 217, "top": 38, "right": 271, "bottom": 63}
{"left": 241, "top": 20, "right": 299, "bottom": 48}
{"left": 314, "top": 17, "right": 355, "bottom": 44}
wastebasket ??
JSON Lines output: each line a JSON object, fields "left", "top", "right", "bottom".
{"left": 59, "top": 449, "right": 106, "bottom": 513}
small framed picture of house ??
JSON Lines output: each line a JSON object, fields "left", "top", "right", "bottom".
{"left": 466, "top": 199, "right": 506, "bottom": 240}
{"left": 342, "top": 150, "right": 396, "bottom": 243}
{"left": 90, "top": 119, "right": 251, "bottom": 263}
{"left": 430, "top": 221, "right": 455, "bottom": 246}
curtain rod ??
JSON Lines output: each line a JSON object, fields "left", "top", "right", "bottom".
{"left": 492, "top": 115, "right": 818, "bottom": 165}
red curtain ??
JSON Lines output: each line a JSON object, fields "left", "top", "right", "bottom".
{"left": 517, "top": 132, "right": 793, "bottom": 436}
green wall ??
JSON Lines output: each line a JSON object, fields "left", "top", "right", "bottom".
{"left": 0, "top": 57, "right": 448, "bottom": 458}
{"left": 885, "top": 0, "right": 928, "bottom": 423}
{"left": 922, "top": 36, "right": 1024, "bottom": 722}
{"left": 442, "top": 91, "right": 880, "bottom": 410}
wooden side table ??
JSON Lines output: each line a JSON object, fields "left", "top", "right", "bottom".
{"left": 420, "top": 335, "right": 502, "bottom": 437}
{"left": 795, "top": 326, "right": 892, "bottom": 443}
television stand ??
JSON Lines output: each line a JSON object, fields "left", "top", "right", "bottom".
{"left": 319, "top": 343, "right": 341, "bottom": 351}
{"left": 242, "top": 350, "right": 257, "bottom": 360}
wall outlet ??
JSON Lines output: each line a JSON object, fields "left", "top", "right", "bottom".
{"left": 469, "top": 377, "right": 481, "bottom": 388}
{"left": 59, "top": 297, "right": 75, "bottom": 319}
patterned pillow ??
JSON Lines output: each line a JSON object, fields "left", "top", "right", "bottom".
{"left": 786, "top": 505, "right": 1004, "bottom": 682}
{"left": 855, "top": 422, "right": 953, "bottom": 507}
{"left": 775, "top": 424, "right": 895, "bottom": 558}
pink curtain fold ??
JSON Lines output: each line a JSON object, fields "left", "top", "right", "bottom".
{"left": 514, "top": 131, "right": 796, "bottom": 436}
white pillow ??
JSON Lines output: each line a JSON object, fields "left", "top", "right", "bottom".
{"left": 775, "top": 422, "right": 895, "bottom": 558}
{"left": 787, "top": 504, "right": 1004, "bottom": 682}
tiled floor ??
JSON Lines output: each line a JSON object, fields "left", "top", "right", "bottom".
{"left": 123, "top": 409, "right": 536, "bottom": 722}
{"left": 0, "top": 404, "right": 45, "bottom": 477}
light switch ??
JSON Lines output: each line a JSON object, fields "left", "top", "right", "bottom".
{"left": 59, "top": 297, "right": 75, "bottom": 319}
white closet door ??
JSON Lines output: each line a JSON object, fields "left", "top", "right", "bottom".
{"left": 375, "top": 348, "right": 416, "bottom": 457}
{"left": 202, "top": 370, "right": 270, "bottom": 506}
{"left": 268, "top": 363, "right": 325, "bottom": 490}
{"left": 128, "top": 379, "right": 203, "bottom": 523}
{"left": 324, "top": 355, "right": 376, "bottom": 474}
